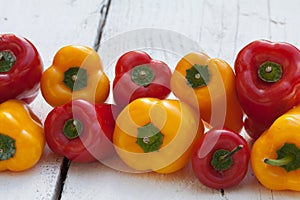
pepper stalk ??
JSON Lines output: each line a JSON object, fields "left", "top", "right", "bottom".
{"left": 263, "top": 143, "right": 300, "bottom": 172}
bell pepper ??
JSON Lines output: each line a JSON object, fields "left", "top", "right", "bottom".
{"left": 192, "top": 128, "right": 250, "bottom": 189}
{"left": 44, "top": 99, "right": 117, "bottom": 162}
{"left": 113, "top": 50, "right": 172, "bottom": 107}
{"left": 0, "top": 33, "right": 43, "bottom": 103}
{"left": 251, "top": 105, "right": 300, "bottom": 191}
{"left": 113, "top": 97, "right": 204, "bottom": 174}
{"left": 41, "top": 45, "right": 110, "bottom": 107}
{"left": 170, "top": 52, "right": 243, "bottom": 133}
{"left": 234, "top": 40, "right": 300, "bottom": 139}
{"left": 0, "top": 100, "right": 45, "bottom": 172}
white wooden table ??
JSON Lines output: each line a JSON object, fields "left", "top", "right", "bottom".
{"left": 1, "top": 0, "right": 300, "bottom": 199}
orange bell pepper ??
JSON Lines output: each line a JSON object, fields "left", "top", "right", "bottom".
{"left": 41, "top": 45, "right": 110, "bottom": 107}
{"left": 170, "top": 52, "right": 243, "bottom": 133}
{"left": 113, "top": 98, "right": 204, "bottom": 174}
{"left": 251, "top": 105, "right": 300, "bottom": 191}
{"left": 0, "top": 100, "right": 45, "bottom": 172}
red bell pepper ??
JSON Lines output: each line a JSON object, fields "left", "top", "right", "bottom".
{"left": 234, "top": 40, "right": 300, "bottom": 139}
{"left": 44, "top": 99, "right": 117, "bottom": 162}
{"left": 192, "top": 128, "right": 250, "bottom": 189}
{"left": 113, "top": 50, "right": 172, "bottom": 107}
{"left": 0, "top": 34, "right": 43, "bottom": 103}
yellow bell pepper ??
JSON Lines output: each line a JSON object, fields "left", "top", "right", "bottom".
{"left": 41, "top": 45, "right": 110, "bottom": 107}
{"left": 0, "top": 100, "right": 45, "bottom": 172}
{"left": 113, "top": 98, "right": 204, "bottom": 174}
{"left": 251, "top": 105, "right": 300, "bottom": 191}
{"left": 170, "top": 52, "right": 243, "bottom": 133}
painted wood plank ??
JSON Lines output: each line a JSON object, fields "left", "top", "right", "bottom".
{"left": 62, "top": 0, "right": 300, "bottom": 199}
{"left": 63, "top": 162, "right": 224, "bottom": 200}
{"left": 269, "top": 0, "right": 300, "bottom": 46}
{"left": 221, "top": 1, "right": 274, "bottom": 199}
{"left": 0, "top": 0, "right": 105, "bottom": 199}
{"left": 266, "top": 0, "right": 300, "bottom": 199}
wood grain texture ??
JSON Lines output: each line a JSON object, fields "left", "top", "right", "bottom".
{"left": 0, "top": 0, "right": 105, "bottom": 199}
{"left": 1, "top": 0, "right": 300, "bottom": 199}
{"left": 62, "top": 0, "right": 300, "bottom": 199}
{"left": 63, "top": 0, "right": 300, "bottom": 199}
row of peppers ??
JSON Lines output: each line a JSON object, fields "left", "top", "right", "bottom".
{"left": 0, "top": 33, "right": 300, "bottom": 191}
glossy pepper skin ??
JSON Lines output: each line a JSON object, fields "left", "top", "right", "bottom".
{"left": 113, "top": 51, "right": 172, "bottom": 107}
{"left": 251, "top": 105, "right": 300, "bottom": 191}
{"left": 171, "top": 52, "right": 243, "bottom": 133}
{"left": 41, "top": 45, "right": 110, "bottom": 107}
{"left": 0, "top": 100, "right": 45, "bottom": 172}
{"left": 192, "top": 128, "right": 250, "bottom": 189}
{"left": 0, "top": 34, "right": 43, "bottom": 103}
{"left": 44, "top": 99, "right": 116, "bottom": 162}
{"left": 234, "top": 40, "right": 300, "bottom": 139}
{"left": 113, "top": 98, "right": 204, "bottom": 174}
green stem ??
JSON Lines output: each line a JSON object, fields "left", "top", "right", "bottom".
{"left": 136, "top": 123, "right": 164, "bottom": 153}
{"left": 264, "top": 156, "right": 293, "bottom": 166}
{"left": 131, "top": 65, "right": 155, "bottom": 86}
{"left": 0, "top": 133, "right": 16, "bottom": 161}
{"left": 63, "top": 67, "right": 88, "bottom": 91}
{"left": 220, "top": 145, "right": 243, "bottom": 160}
{"left": 211, "top": 145, "right": 243, "bottom": 172}
{"left": 63, "top": 119, "right": 83, "bottom": 140}
{"left": 185, "top": 64, "right": 210, "bottom": 88}
{"left": 258, "top": 61, "right": 282, "bottom": 83}
{"left": 263, "top": 143, "right": 300, "bottom": 172}
{"left": 0, "top": 51, "right": 16, "bottom": 72}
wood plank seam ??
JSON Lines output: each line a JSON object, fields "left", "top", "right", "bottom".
{"left": 56, "top": 158, "right": 71, "bottom": 200}
{"left": 56, "top": 1, "right": 112, "bottom": 199}
{"left": 233, "top": 0, "right": 240, "bottom": 57}
{"left": 93, "top": 0, "right": 112, "bottom": 51}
